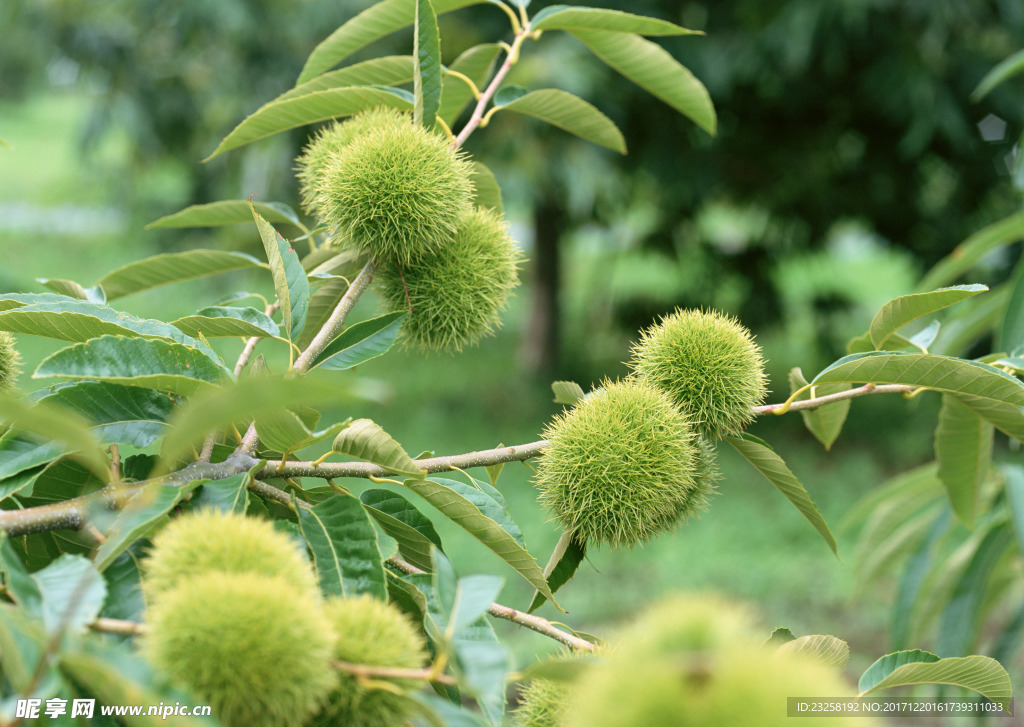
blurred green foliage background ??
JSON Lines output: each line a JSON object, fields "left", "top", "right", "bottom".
{"left": 2, "top": 0, "right": 1023, "bottom": 677}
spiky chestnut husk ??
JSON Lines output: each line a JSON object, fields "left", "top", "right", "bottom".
{"left": 141, "top": 509, "right": 316, "bottom": 599}
{"left": 0, "top": 332, "right": 20, "bottom": 393}
{"left": 534, "top": 379, "right": 709, "bottom": 547}
{"left": 143, "top": 572, "right": 336, "bottom": 727}
{"left": 315, "top": 594, "right": 428, "bottom": 727}
{"left": 565, "top": 594, "right": 873, "bottom": 727}
{"left": 295, "top": 107, "right": 410, "bottom": 216}
{"left": 315, "top": 121, "right": 473, "bottom": 265}
{"left": 629, "top": 308, "right": 768, "bottom": 438}
{"left": 376, "top": 206, "right": 522, "bottom": 352}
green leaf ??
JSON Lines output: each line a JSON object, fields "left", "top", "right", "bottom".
{"left": 919, "top": 211, "right": 1024, "bottom": 291}
{"left": 277, "top": 56, "right": 414, "bottom": 102}
{"left": 0, "top": 602, "right": 47, "bottom": 693}
{"left": 92, "top": 478, "right": 207, "bottom": 571}
{"left": 528, "top": 529, "right": 585, "bottom": 613}
{"left": 775, "top": 634, "right": 850, "bottom": 668}
{"left": 156, "top": 375, "right": 352, "bottom": 469}
{"left": 410, "top": 693, "right": 488, "bottom": 727}
{"left": 296, "top": 492, "right": 387, "bottom": 599}
{"left": 495, "top": 88, "right": 626, "bottom": 153}
{"left": 532, "top": 6, "right": 701, "bottom": 36}
{"left": 1005, "top": 465, "right": 1024, "bottom": 560}
{"left": 171, "top": 306, "right": 280, "bottom": 339}
{"left": 812, "top": 352, "right": 1024, "bottom": 406}
{"left": 360, "top": 488, "right": 443, "bottom": 572}
{"left": 868, "top": 285, "right": 988, "bottom": 350}
{"left": 934, "top": 395, "right": 993, "bottom": 527}
{"left": 937, "top": 521, "right": 1013, "bottom": 656}
{"left": 493, "top": 85, "right": 529, "bottom": 107}
{"left": 403, "top": 477, "right": 561, "bottom": 608}
{"left": 250, "top": 201, "right": 309, "bottom": 341}
{"left": 32, "top": 554, "right": 107, "bottom": 635}
{"left": 0, "top": 535, "right": 43, "bottom": 613}
{"left": 858, "top": 652, "right": 1012, "bottom": 711}
{"left": 296, "top": 0, "right": 486, "bottom": 84}
{"left": 208, "top": 87, "right": 414, "bottom": 160}
{"left": 60, "top": 638, "right": 218, "bottom": 726}
{"left": 191, "top": 465, "right": 262, "bottom": 514}
{"left": 440, "top": 44, "right": 502, "bottom": 125}
{"left": 972, "top": 48, "right": 1024, "bottom": 101}
{"left": 551, "top": 380, "right": 585, "bottom": 405}
{"left": 414, "top": 0, "right": 442, "bottom": 128}
{"left": 332, "top": 418, "right": 425, "bottom": 477}
{"left": 0, "top": 466, "right": 47, "bottom": 502}
{"left": 37, "top": 381, "right": 176, "bottom": 448}
{"left": 764, "top": 627, "right": 797, "bottom": 648}
{"left": 724, "top": 434, "right": 837, "bottom": 555}
{"left": 253, "top": 407, "right": 349, "bottom": 455}
{"left": 296, "top": 277, "right": 351, "bottom": 350}
{"left": 470, "top": 162, "right": 503, "bottom": 215}
{"left": 433, "top": 550, "right": 504, "bottom": 634}
{"left": 0, "top": 434, "right": 65, "bottom": 481}
{"left": 145, "top": 201, "right": 300, "bottom": 230}
{"left": 101, "top": 551, "right": 145, "bottom": 624}
{"left": 97, "top": 249, "right": 266, "bottom": 302}
{"left": 0, "top": 298, "right": 214, "bottom": 354}
{"left": 892, "top": 509, "right": 951, "bottom": 650}
{"left": 569, "top": 29, "right": 715, "bottom": 135}
{"left": 35, "top": 335, "right": 226, "bottom": 397}
{"left": 36, "top": 277, "right": 106, "bottom": 303}
{"left": 312, "top": 311, "right": 406, "bottom": 370}
{"left": 788, "top": 368, "right": 850, "bottom": 451}
{"left": 0, "top": 391, "right": 109, "bottom": 481}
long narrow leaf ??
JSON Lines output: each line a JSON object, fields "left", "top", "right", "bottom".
{"left": 312, "top": 311, "right": 406, "bottom": 370}
{"left": 250, "top": 200, "right": 309, "bottom": 340}
{"left": 934, "top": 395, "right": 993, "bottom": 527}
{"left": 332, "top": 418, "right": 425, "bottom": 477}
{"left": 531, "top": 7, "right": 702, "bottom": 36}
{"left": 145, "top": 202, "right": 299, "bottom": 231}
{"left": 919, "top": 212, "right": 1024, "bottom": 291}
{"left": 725, "top": 434, "right": 837, "bottom": 554}
{"left": 859, "top": 652, "right": 1012, "bottom": 711}
{"left": 495, "top": 89, "right": 625, "bottom": 153}
{"left": 868, "top": 285, "right": 987, "bottom": 350}
{"left": 414, "top": 0, "right": 442, "bottom": 127}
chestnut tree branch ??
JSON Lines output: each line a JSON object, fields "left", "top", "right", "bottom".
{"left": 454, "top": 25, "right": 531, "bottom": 149}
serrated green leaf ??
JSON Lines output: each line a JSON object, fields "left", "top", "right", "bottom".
{"left": 35, "top": 335, "right": 225, "bottom": 397}
{"left": 935, "top": 395, "right": 993, "bottom": 527}
{"left": 414, "top": 0, "right": 442, "bottom": 127}
{"left": 0, "top": 535, "right": 43, "bottom": 613}
{"left": 859, "top": 649, "right": 940, "bottom": 692}
{"left": 551, "top": 380, "right": 585, "bottom": 405}
{"left": 403, "top": 477, "right": 560, "bottom": 607}
{"left": 1006, "top": 465, "right": 1024, "bottom": 560}
{"left": 0, "top": 298, "right": 214, "bottom": 356}
{"left": 97, "top": 249, "right": 266, "bottom": 302}
{"left": 32, "top": 554, "right": 106, "bottom": 635}
{"left": 0, "top": 391, "right": 109, "bottom": 481}
{"left": 312, "top": 312, "right": 406, "bottom": 371}
{"left": 858, "top": 652, "right": 1011, "bottom": 711}
{"left": 37, "top": 381, "right": 176, "bottom": 448}
{"left": 0, "top": 602, "right": 47, "bottom": 692}
{"left": 145, "top": 201, "right": 300, "bottom": 230}
{"left": 0, "top": 466, "right": 46, "bottom": 502}
{"left": 208, "top": 87, "right": 414, "bottom": 160}
{"left": 250, "top": 201, "right": 309, "bottom": 341}
{"left": 171, "top": 306, "right": 280, "bottom": 339}
{"left": 332, "top": 418, "right": 425, "bottom": 477}
{"left": 919, "top": 212, "right": 1024, "bottom": 292}
{"left": 360, "top": 488, "right": 443, "bottom": 572}
{"left": 92, "top": 478, "right": 206, "bottom": 571}
{"left": 60, "top": 637, "right": 217, "bottom": 726}
{"left": 440, "top": 44, "right": 502, "bottom": 126}
{"left": 569, "top": 29, "right": 715, "bottom": 135}
{"left": 531, "top": 6, "right": 701, "bottom": 36}
{"left": 278, "top": 56, "right": 414, "bottom": 103}
{"left": 470, "top": 162, "right": 503, "bottom": 215}
{"left": 725, "top": 434, "right": 837, "bottom": 555}
{"left": 972, "top": 48, "right": 1024, "bottom": 100}
{"left": 956, "top": 392, "right": 1024, "bottom": 446}
{"left": 296, "top": 0, "right": 486, "bottom": 84}
{"left": 868, "top": 285, "right": 988, "bottom": 350}
{"left": 788, "top": 368, "right": 850, "bottom": 451}
{"left": 813, "top": 352, "right": 1024, "bottom": 406}
{"left": 296, "top": 492, "right": 387, "bottom": 599}
{"left": 0, "top": 434, "right": 65, "bottom": 482}
{"left": 495, "top": 88, "right": 625, "bottom": 153}
{"left": 776, "top": 634, "right": 850, "bottom": 667}
{"left": 36, "top": 277, "right": 106, "bottom": 303}
{"left": 493, "top": 84, "right": 529, "bottom": 107}
{"left": 528, "top": 528, "right": 585, "bottom": 613}
{"left": 156, "top": 375, "right": 352, "bottom": 469}
{"left": 254, "top": 407, "right": 349, "bottom": 455}
{"left": 764, "top": 627, "right": 797, "bottom": 647}
{"left": 937, "top": 521, "right": 1013, "bottom": 656}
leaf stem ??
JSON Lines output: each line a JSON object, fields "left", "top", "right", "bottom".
{"left": 454, "top": 24, "right": 531, "bottom": 148}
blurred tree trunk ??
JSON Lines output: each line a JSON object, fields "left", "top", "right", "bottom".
{"left": 521, "top": 196, "right": 565, "bottom": 376}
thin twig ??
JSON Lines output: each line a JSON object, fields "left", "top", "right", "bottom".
{"left": 753, "top": 384, "right": 913, "bottom": 415}
{"left": 333, "top": 660, "right": 458, "bottom": 687}
{"left": 91, "top": 617, "right": 148, "bottom": 637}
{"left": 454, "top": 26, "right": 531, "bottom": 149}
